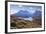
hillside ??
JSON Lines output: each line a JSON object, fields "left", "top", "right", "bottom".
{"left": 10, "top": 15, "right": 42, "bottom": 29}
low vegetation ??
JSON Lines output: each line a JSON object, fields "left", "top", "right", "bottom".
{"left": 10, "top": 15, "right": 42, "bottom": 29}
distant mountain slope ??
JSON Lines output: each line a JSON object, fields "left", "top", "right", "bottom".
{"left": 11, "top": 10, "right": 32, "bottom": 18}
{"left": 33, "top": 10, "right": 42, "bottom": 17}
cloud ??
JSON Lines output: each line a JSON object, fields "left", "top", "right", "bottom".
{"left": 10, "top": 4, "right": 42, "bottom": 14}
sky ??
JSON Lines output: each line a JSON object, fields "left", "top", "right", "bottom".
{"left": 10, "top": 4, "right": 42, "bottom": 14}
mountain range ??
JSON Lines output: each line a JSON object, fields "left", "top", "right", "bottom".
{"left": 11, "top": 10, "right": 41, "bottom": 18}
